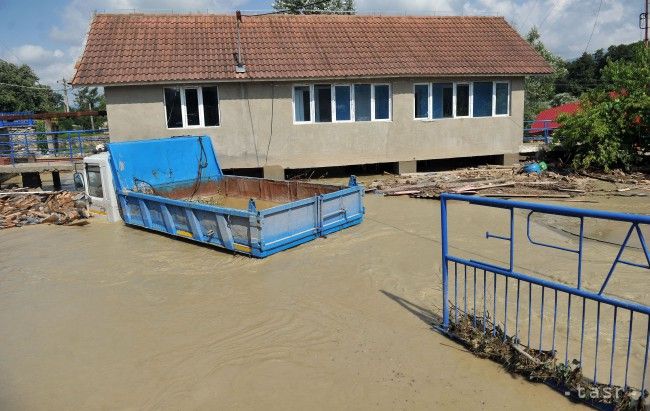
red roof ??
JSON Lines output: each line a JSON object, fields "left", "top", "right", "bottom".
{"left": 530, "top": 102, "right": 580, "bottom": 132}
{"left": 71, "top": 13, "right": 553, "bottom": 86}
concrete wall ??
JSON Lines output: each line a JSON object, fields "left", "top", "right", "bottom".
{"left": 105, "top": 77, "right": 524, "bottom": 169}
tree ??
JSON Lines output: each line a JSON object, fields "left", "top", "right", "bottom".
{"left": 523, "top": 27, "right": 567, "bottom": 121}
{"left": 272, "top": 0, "right": 354, "bottom": 14}
{"left": 557, "top": 45, "right": 650, "bottom": 171}
{"left": 74, "top": 87, "right": 106, "bottom": 130}
{"left": 0, "top": 59, "right": 63, "bottom": 112}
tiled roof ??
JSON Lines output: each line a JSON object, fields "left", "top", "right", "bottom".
{"left": 71, "top": 13, "right": 553, "bottom": 86}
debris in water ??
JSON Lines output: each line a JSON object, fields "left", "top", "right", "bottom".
{"left": 0, "top": 189, "right": 90, "bottom": 229}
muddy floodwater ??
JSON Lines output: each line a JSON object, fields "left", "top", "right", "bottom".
{"left": 1, "top": 193, "right": 647, "bottom": 410}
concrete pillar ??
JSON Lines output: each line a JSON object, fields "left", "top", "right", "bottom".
{"left": 52, "top": 171, "right": 61, "bottom": 191}
{"left": 395, "top": 160, "right": 417, "bottom": 175}
{"left": 263, "top": 165, "right": 285, "bottom": 181}
{"left": 21, "top": 172, "right": 41, "bottom": 188}
{"left": 501, "top": 153, "right": 520, "bottom": 166}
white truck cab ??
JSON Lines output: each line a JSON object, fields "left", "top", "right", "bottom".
{"left": 78, "top": 152, "right": 121, "bottom": 222}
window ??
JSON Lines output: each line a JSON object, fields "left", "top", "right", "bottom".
{"left": 415, "top": 81, "right": 511, "bottom": 120}
{"left": 473, "top": 82, "right": 493, "bottom": 117}
{"left": 495, "top": 82, "right": 509, "bottom": 115}
{"left": 414, "top": 84, "right": 429, "bottom": 119}
{"left": 314, "top": 84, "right": 332, "bottom": 123}
{"left": 86, "top": 164, "right": 103, "bottom": 198}
{"left": 373, "top": 84, "right": 390, "bottom": 120}
{"left": 335, "top": 85, "right": 352, "bottom": 121}
{"left": 164, "top": 88, "right": 183, "bottom": 128}
{"left": 164, "top": 86, "right": 220, "bottom": 128}
{"left": 293, "top": 83, "right": 391, "bottom": 123}
{"left": 354, "top": 84, "right": 371, "bottom": 121}
{"left": 202, "top": 86, "right": 220, "bottom": 126}
{"left": 432, "top": 83, "right": 453, "bottom": 119}
{"left": 455, "top": 83, "right": 470, "bottom": 117}
{"left": 293, "top": 86, "right": 311, "bottom": 122}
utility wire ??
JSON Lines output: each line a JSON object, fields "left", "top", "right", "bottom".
{"left": 584, "top": 0, "right": 604, "bottom": 53}
{"left": 0, "top": 81, "right": 62, "bottom": 92}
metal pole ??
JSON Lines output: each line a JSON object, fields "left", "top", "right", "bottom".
{"left": 441, "top": 195, "right": 449, "bottom": 330}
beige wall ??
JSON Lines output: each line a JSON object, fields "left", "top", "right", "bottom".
{"left": 105, "top": 77, "right": 524, "bottom": 169}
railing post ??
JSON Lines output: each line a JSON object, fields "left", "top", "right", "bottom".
{"left": 68, "top": 132, "right": 73, "bottom": 161}
{"left": 441, "top": 193, "right": 449, "bottom": 330}
{"left": 78, "top": 132, "right": 83, "bottom": 157}
{"left": 23, "top": 133, "right": 30, "bottom": 157}
{"left": 9, "top": 135, "right": 15, "bottom": 165}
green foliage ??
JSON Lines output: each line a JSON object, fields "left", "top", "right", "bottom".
{"left": 272, "top": 0, "right": 354, "bottom": 14}
{"left": 558, "top": 45, "right": 650, "bottom": 171}
{"left": 0, "top": 59, "right": 63, "bottom": 112}
{"left": 74, "top": 87, "right": 106, "bottom": 129}
{"left": 523, "top": 27, "right": 567, "bottom": 121}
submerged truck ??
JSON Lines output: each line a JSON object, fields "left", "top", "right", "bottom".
{"left": 80, "top": 136, "right": 364, "bottom": 257}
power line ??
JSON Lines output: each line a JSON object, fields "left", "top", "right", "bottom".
{"left": 584, "top": 0, "right": 604, "bottom": 53}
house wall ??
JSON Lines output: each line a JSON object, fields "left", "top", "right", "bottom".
{"left": 104, "top": 77, "right": 524, "bottom": 170}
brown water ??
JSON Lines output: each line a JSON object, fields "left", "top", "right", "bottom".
{"left": 3, "top": 194, "right": 645, "bottom": 410}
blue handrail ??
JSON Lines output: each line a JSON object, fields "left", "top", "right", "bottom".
{"left": 0, "top": 129, "right": 109, "bottom": 164}
{"left": 523, "top": 119, "right": 557, "bottom": 144}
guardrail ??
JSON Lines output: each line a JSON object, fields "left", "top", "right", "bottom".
{"left": 440, "top": 193, "right": 650, "bottom": 393}
{"left": 0, "top": 129, "right": 109, "bottom": 165}
{"left": 523, "top": 120, "right": 557, "bottom": 144}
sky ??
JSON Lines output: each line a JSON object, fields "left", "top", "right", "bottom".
{"left": 0, "top": 0, "right": 645, "bottom": 91}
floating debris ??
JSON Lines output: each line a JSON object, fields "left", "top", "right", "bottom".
{"left": 0, "top": 189, "right": 90, "bottom": 229}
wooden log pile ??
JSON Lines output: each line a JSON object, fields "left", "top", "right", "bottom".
{"left": 0, "top": 190, "right": 90, "bottom": 229}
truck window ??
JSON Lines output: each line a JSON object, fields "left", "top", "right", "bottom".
{"left": 86, "top": 165, "right": 103, "bottom": 198}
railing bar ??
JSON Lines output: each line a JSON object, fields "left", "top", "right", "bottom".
{"left": 642, "top": 315, "right": 650, "bottom": 391}
{"left": 566, "top": 294, "right": 572, "bottom": 366}
{"left": 493, "top": 272, "right": 497, "bottom": 337}
{"left": 552, "top": 289, "right": 558, "bottom": 354}
{"left": 539, "top": 286, "right": 545, "bottom": 352}
{"left": 473, "top": 267, "right": 477, "bottom": 328}
{"left": 504, "top": 277, "right": 509, "bottom": 342}
{"left": 609, "top": 306, "right": 617, "bottom": 386}
{"left": 454, "top": 262, "right": 458, "bottom": 324}
{"left": 624, "top": 311, "right": 633, "bottom": 389}
{"left": 515, "top": 279, "right": 520, "bottom": 343}
{"left": 580, "top": 297, "right": 587, "bottom": 367}
{"left": 526, "top": 283, "right": 533, "bottom": 348}
{"left": 483, "top": 269, "right": 487, "bottom": 335}
{"left": 594, "top": 301, "right": 601, "bottom": 384}
{"left": 464, "top": 265, "right": 468, "bottom": 318}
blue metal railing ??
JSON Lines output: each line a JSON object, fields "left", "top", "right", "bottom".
{"left": 523, "top": 120, "right": 556, "bottom": 143}
{"left": 440, "top": 193, "right": 650, "bottom": 392}
{"left": 0, "top": 111, "right": 35, "bottom": 128}
{"left": 0, "top": 129, "right": 109, "bottom": 164}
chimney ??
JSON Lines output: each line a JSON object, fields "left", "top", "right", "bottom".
{"left": 235, "top": 11, "right": 246, "bottom": 73}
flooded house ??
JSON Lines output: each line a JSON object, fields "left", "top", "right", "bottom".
{"left": 71, "top": 13, "right": 552, "bottom": 177}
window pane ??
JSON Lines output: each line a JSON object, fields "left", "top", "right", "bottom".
{"left": 185, "top": 88, "right": 200, "bottom": 126}
{"left": 294, "top": 86, "right": 311, "bottom": 122}
{"left": 354, "top": 84, "right": 371, "bottom": 121}
{"left": 495, "top": 83, "right": 509, "bottom": 115}
{"left": 202, "top": 86, "right": 220, "bottom": 126}
{"left": 335, "top": 85, "right": 351, "bottom": 121}
{"left": 374, "top": 85, "right": 390, "bottom": 120}
{"left": 86, "top": 164, "right": 103, "bottom": 198}
{"left": 456, "top": 84, "right": 470, "bottom": 117}
{"left": 414, "top": 84, "right": 429, "bottom": 118}
{"left": 432, "top": 83, "right": 453, "bottom": 119}
{"left": 473, "top": 82, "right": 493, "bottom": 117}
{"left": 164, "top": 87, "right": 183, "bottom": 128}
{"left": 314, "top": 84, "right": 332, "bottom": 123}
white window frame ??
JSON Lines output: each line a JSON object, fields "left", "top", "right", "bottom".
{"left": 163, "top": 85, "right": 220, "bottom": 129}
{"left": 371, "top": 84, "right": 392, "bottom": 121}
{"left": 292, "top": 84, "right": 315, "bottom": 124}
{"left": 413, "top": 83, "right": 432, "bottom": 120}
{"left": 493, "top": 81, "right": 511, "bottom": 117}
{"left": 333, "top": 84, "right": 355, "bottom": 122}
{"left": 453, "top": 82, "right": 472, "bottom": 118}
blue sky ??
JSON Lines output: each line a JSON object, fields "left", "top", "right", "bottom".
{"left": 0, "top": 0, "right": 645, "bottom": 89}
